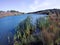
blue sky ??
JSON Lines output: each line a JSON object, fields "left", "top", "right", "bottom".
{"left": 0, "top": 0, "right": 60, "bottom": 12}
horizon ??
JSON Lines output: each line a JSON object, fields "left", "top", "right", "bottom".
{"left": 0, "top": 0, "right": 60, "bottom": 13}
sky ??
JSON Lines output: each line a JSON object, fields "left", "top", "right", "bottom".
{"left": 0, "top": 0, "right": 60, "bottom": 13}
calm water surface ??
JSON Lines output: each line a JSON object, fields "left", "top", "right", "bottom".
{"left": 0, "top": 14, "right": 47, "bottom": 45}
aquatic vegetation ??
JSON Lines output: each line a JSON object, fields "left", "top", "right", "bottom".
{"left": 14, "top": 13, "right": 60, "bottom": 45}
{"left": 14, "top": 16, "right": 36, "bottom": 45}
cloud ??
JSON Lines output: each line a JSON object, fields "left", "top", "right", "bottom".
{"left": 1, "top": 0, "right": 59, "bottom": 12}
{"left": 28, "top": 0, "right": 60, "bottom": 12}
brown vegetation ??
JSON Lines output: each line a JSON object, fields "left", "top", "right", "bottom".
{"left": 0, "top": 10, "right": 24, "bottom": 17}
{"left": 14, "top": 12, "right": 60, "bottom": 45}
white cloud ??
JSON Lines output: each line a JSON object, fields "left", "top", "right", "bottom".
{"left": 28, "top": 0, "right": 60, "bottom": 12}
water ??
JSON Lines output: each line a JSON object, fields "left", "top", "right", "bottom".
{"left": 0, "top": 14, "right": 47, "bottom": 45}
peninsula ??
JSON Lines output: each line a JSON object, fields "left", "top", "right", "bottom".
{"left": 0, "top": 10, "right": 24, "bottom": 17}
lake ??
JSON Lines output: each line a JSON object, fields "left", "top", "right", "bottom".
{"left": 0, "top": 14, "right": 47, "bottom": 45}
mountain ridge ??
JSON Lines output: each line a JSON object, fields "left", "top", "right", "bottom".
{"left": 27, "top": 9, "right": 60, "bottom": 15}
{"left": 0, "top": 9, "right": 60, "bottom": 18}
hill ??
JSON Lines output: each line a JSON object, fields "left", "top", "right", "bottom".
{"left": 27, "top": 9, "right": 60, "bottom": 15}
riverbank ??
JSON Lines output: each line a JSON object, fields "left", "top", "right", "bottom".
{"left": 0, "top": 10, "right": 24, "bottom": 18}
